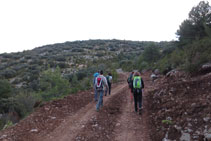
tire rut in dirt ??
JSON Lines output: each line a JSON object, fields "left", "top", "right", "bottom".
{"left": 114, "top": 87, "right": 151, "bottom": 141}
{"left": 73, "top": 86, "right": 128, "bottom": 141}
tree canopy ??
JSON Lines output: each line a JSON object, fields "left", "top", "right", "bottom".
{"left": 177, "top": 1, "right": 211, "bottom": 43}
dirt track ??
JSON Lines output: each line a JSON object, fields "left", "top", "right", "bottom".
{"left": 41, "top": 83, "right": 128, "bottom": 141}
{"left": 0, "top": 73, "right": 152, "bottom": 141}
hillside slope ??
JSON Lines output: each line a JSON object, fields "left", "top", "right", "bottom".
{"left": 1, "top": 71, "right": 210, "bottom": 140}
{"left": 147, "top": 72, "right": 211, "bottom": 141}
{"left": 0, "top": 40, "right": 146, "bottom": 90}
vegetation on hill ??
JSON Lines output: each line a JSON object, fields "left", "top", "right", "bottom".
{"left": 133, "top": 1, "right": 211, "bottom": 74}
{"left": 0, "top": 39, "right": 168, "bottom": 129}
{"left": 0, "top": 0, "right": 210, "bottom": 131}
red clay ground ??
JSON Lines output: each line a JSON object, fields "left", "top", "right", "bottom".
{"left": 1, "top": 71, "right": 210, "bottom": 141}
{"left": 0, "top": 73, "right": 152, "bottom": 141}
{"left": 147, "top": 72, "right": 211, "bottom": 141}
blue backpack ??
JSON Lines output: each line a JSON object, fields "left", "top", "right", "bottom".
{"left": 93, "top": 73, "right": 99, "bottom": 85}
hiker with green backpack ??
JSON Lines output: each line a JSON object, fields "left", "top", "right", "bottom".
{"left": 105, "top": 72, "right": 112, "bottom": 96}
{"left": 132, "top": 72, "right": 144, "bottom": 114}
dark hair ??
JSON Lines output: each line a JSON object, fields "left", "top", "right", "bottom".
{"left": 134, "top": 72, "right": 140, "bottom": 76}
{"left": 100, "top": 70, "right": 103, "bottom": 75}
{"left": 108, "top": 72, "right": 112, "bottom": 76}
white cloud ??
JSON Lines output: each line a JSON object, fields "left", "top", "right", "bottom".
{"left": 0, "top": 0, "right": 210, "bottom": 53}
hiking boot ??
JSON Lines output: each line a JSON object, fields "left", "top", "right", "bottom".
{"left": 139, "top": 108, "right": 142, "bottom": 115}
{"left": 135, "top": 107, "right": 138, "bottom": 113}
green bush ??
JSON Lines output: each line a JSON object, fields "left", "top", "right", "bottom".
{"left": 119, "top": 60, "right": 134, "bottom": 71}
{"left": 142, "top": 45, "right": 161, "bottom": 63}
{"left": 156, "top": 56, "right": 172, "bottom": 74}
{"left": 39, "top": 67, "right": 71, "bottom": 101}
{"left": 0, "top": 80, "right": 12, "bottom": 99}
{"left": 0, "top": 115, "right": 11, "bottom": 130}
{"left": 14, "top": 92, "right": 38, "bottom": 118}
{"left": 3, "top": 120, "right": 13, "bottom": 130}
{"left": 162, "top": 120, "right": 173, "bottom": 125}
{"left": 184, "top": 38, "right": 211, "bottom": 73}
{"left": 0, "top": 98, "right": 15, "bottom": 113}
{"left": 2, "top": 69, "right": 17, "bottom": 79}
{"left": 155, "top": 48, "right": 185, "bottom": 74}
{"left": 111, "top": 69, "right": 118, "bottom": 83}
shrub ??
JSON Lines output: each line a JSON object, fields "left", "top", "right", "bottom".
{"left": 0, "top": 115, "right": 12, "bottom": 130}
{"left": 111, "top": 69, "right": 118, "bottom": 83}
{"left": 142, "top": 45, "right": 161, "bottom": 63}
{"left": 72, "top": 48, "right": 84, "bottom": 52}
{"left": 14, "top": 91, "right": 38, "bottom": 118}
{"left": 57, "top": 62, "right": 68, "bottom": 68}
{"left": 39, "top": 67, "right": 71, "bottom": 101}
{"left": 3, "top": 120, "right": 13, "bottom": 130}
{"left": 55, "top": 56, "right": 66, "bottom": 62}
{"left": 119, "top": 60, "right": 134, "bottom": 71}
{"left": 184, "top": 38, "right": 211, "bottom": 73}
{"left": 0, "top": 80, "right": 12, "bottom": 99}
{"left": 162, "top": 120, "right": 173, "bottom": 125}
{"left": 156, "top": 56, "right": 172, "bottom": 74}
{"left": 79, "top": 77, "right": 92, "bottom": 91}
{"left": 1, "top": 69, "right": 17, "bottom": 79}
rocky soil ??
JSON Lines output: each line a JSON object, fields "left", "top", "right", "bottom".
{"left": 147, "top": 71, "right": 211, "bottom": 141}
{"left": 0, "top": 71, "right": 211, "bottom": 141}
{"left": 0, "top": 73, "right": 151, "bottom": 141}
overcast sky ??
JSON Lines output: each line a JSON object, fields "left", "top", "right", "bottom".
{"left": 0, "top": 0, "right": 210, "bottom": 53}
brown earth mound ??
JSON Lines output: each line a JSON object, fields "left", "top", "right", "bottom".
{"left": 147, "top": 72, "right": 211, "bottom": 141}
{"left": 2, "top": 71, "right": 210, "bottom": 141}
{"left": 0, "top": 90, "right": 94, "bottom": 141}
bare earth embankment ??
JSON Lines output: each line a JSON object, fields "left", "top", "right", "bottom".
{"left": 0, "top": 73, "right": 152, "bottom": 141}
{"left": 1, "top": 71, "right": 210, "bottom": 141}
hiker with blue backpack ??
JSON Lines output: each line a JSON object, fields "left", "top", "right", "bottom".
{"left": 95, "top": 70, "right": 108, "bottom": 111}
{"left": 105, "top": 72, "right": 112, "bottom": 96}
{"left": 93, "top": 71, "right": 99, "bottom": 102}
{"left": 132, "top": 72, "right": 144, "bottom": 114}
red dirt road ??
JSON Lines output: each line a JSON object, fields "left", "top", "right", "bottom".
{"left": 0, "top": 73, "right": 152, "bottom": 141}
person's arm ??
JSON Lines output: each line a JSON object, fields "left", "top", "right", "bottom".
{"left": 141, "top": 78, "right": 144, "bottom": 89}
{"left": 94, "top": 78, "right": 97, "bottom": 88}
{"left": 93, "top": 78, "right": 95, "bottom": 85}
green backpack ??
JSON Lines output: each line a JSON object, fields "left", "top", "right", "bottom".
{"left": 133, "top": 76, "right": 142, "bottom": 89}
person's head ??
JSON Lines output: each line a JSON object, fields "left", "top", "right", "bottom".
{"left": 100, "top": 70, "right": 103, "bottom": 75}
{"left": 132, "top": 71, "right": 134, "bottom": 74}
{"left": 134, "top": 72, "right": 140, "bottom": 76}
{"left": 108, "top": 72, "right": 112, "bottom": 76}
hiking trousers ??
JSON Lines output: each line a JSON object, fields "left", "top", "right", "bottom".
{"left": 105, "top": 83, "right": 111, "bottom": 96}
{"left": 133, "top": 89, "right": 142, "bottom": 112}
{"left": 96, "top": 90, "right": 104, "bottom": 110}
{"left": 108, "top": 83, "right": 111, "bottom": 95}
